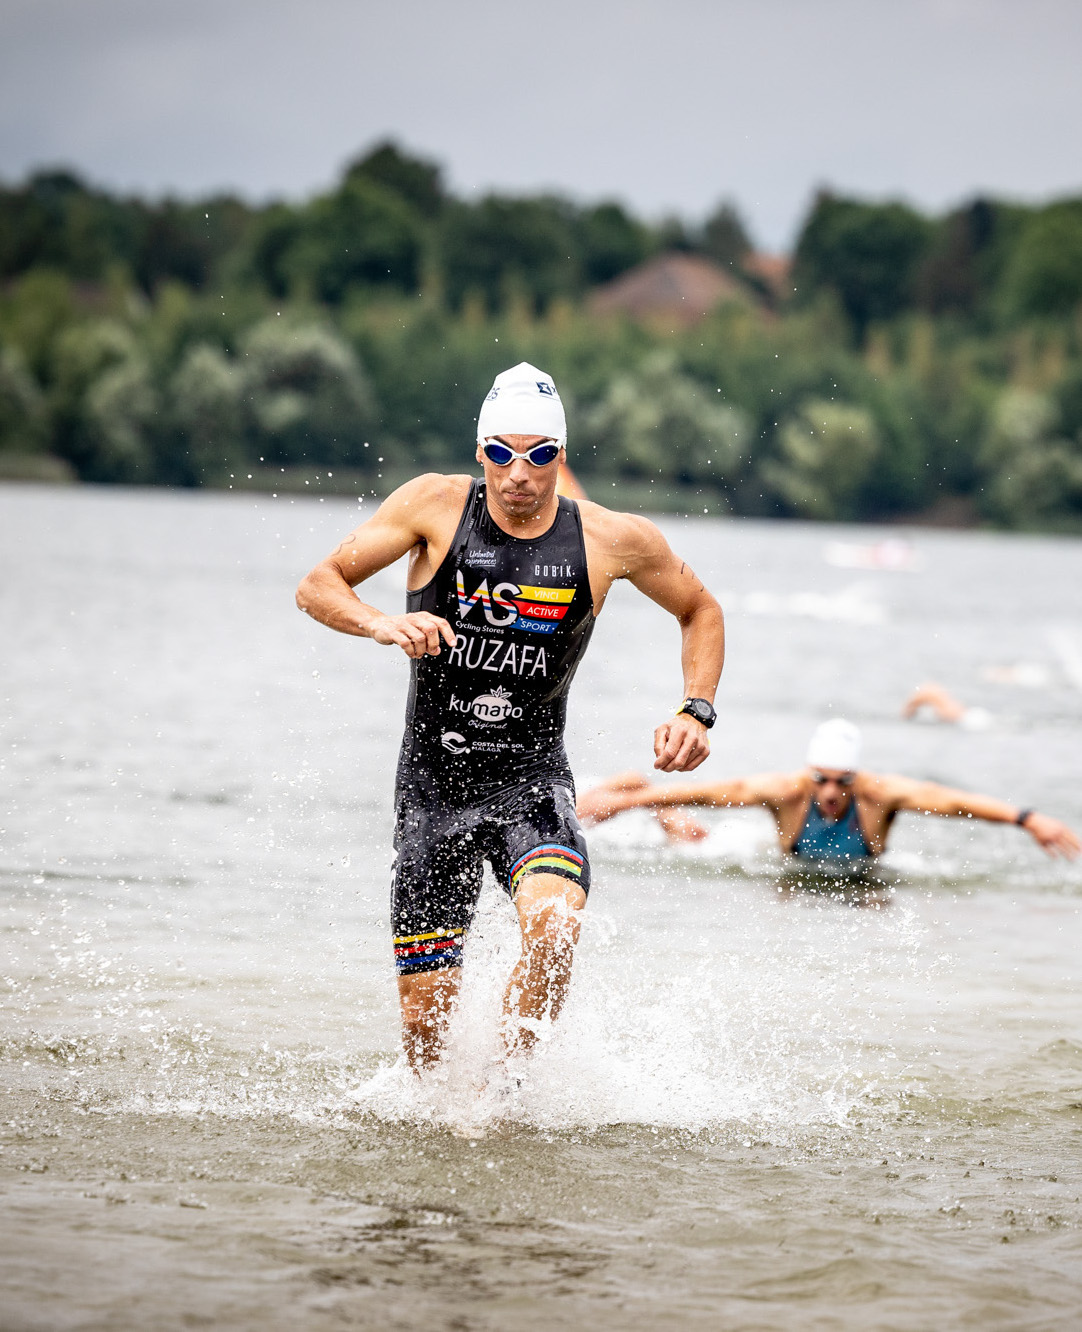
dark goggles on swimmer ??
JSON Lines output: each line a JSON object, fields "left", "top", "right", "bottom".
{"left": 481, "top": 439, "right": 562, "bottom": 467}
{"left": 810, "top": 770, "right": 856, "bottom": 786}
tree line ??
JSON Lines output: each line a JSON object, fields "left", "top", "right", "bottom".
{"left": 1, "top": 141, "right": 1081, "bottom": 528}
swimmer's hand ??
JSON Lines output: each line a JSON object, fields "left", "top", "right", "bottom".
{"left": 368, "top": 612, "right": 456, "bottom": 658}
{"left": 1025, "top": 813, "right": 1081, "bottom": 859}
{"left": 653, "top": 715, "right": 710, "bottom": 773}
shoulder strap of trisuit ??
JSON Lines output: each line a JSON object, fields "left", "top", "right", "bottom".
{"left": 445, "top": 478, "right": 483, "bottom": 564}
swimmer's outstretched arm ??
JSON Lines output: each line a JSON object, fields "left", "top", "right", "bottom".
{"left": 577, "top": 772, "right": 785, "bottom": 826}
{"left": 883, "top": 776, "right": 1081, "bottom": 859}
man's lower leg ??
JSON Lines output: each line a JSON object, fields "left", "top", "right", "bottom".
{"left": 397, "top": 967, "right": 461, "bottom": 1071}
{"left": 502, "top": 876, "right": 585, "bottom": 1058}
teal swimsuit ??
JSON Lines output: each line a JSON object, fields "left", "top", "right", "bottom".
{"left": 791, "top": 798, "right": 872, "bottom": 863}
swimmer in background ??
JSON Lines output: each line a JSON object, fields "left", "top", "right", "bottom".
{"left": 577, "top": 719, "right": 1080, "bottom": 863}
{"left": 902, "top": 681, "right": 993, "bottom": 731}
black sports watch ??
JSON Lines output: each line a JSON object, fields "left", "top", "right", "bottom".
{"left": 676, "top": 697, "right": 716, "bottom": 729}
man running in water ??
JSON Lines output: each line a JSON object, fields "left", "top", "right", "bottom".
{"left": 297, "top": 363, "right": 724, "bottom": 1071}
{"left": 578, "top": 719, "right": 1080, "bottom": 863}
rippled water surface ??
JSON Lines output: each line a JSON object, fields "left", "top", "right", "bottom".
{"left": 3, "top": 484, "right": 1082, "bottom": 1330}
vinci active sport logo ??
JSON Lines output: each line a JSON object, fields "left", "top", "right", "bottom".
{"left": 455, "top": 570, "right": 573, "bottom": 636}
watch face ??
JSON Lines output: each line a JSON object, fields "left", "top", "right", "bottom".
{"left": 683, "top": 699, "right": 715, "bottom": 727}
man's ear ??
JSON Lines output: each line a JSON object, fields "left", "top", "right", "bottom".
{"left": 475, "top": 443, "right": 484, "bottom": 465}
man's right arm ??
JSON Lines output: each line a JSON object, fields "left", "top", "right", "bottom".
{"left": 295, "top": 474, "right": 459, "bottom": 659}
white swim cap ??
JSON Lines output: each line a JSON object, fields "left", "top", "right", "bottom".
{"left": 806, "top": 719, "right": 862, "bottom": 771}
{"left": 476, "top": 362, "right": 567, "bottom": 450}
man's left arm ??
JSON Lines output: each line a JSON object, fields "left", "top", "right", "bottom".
{"left": 887, "top": 777, "right": 1080, "bottom": 859}
{"left": 620, "top": 517, "right": 725, "bottom": 773}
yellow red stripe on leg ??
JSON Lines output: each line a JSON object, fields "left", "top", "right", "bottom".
{"left": 393, "top": 926, "right": 465, "bottom": 975}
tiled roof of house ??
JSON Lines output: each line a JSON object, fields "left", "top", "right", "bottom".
{"left": 588, "top": 251, "right": 754, "bottom": 325}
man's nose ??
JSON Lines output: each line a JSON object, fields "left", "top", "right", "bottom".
{"left": 507, "top": 459, "right": 532, "bottom": 484}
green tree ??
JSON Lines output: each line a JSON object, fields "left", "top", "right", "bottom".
{"left": 1001, "top": 202, "right": 1082, "bottom": 319}
{"left": 439, "top": 196, "right": 579, "bottom": 313}
{"left": 170, "top": 343, "right": 244, "bottom": 483}
{"left": 241, "top": 319, "right": 375, "bottom": 466}
{"left": 0, "top": 345, "right": 47, "bottom": 453}
{"left": 280, "top": 177, "right": 423, "bottom": 303}
{"left": 50, "top": 319, "right": 143, "bottom": 477}
{"left": 700, "top": 201, "right": 752, "bottom": 270}
{"left": 83, "top": 355, "right": 159, "bottom": 482}
{"left": 1054, "top": 368, "right": 1082, "bottom": 443}
{"left": 793, "top": 194, "right": 933, "bottom": 337}
{"left": 344, "top": 141, "right": 444, "bottom": 218}
{"left": 763, "top": 399, "right": 881, "bottom": 519}
{"left": 574, "top": 202, "right": 652, "bottom": 285}
{"left": 980, "top": 387, "right": 1082, "bottom": 525}
{"left": 914, "top": 201, "right": 996, "bottom": 316}
{"left": 0, "top": 269, "right": 77, "bottom": 378}
{"left": 582, "top": 351, "right": 750, "bottom": 489}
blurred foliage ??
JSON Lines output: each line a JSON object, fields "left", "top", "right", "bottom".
{"left": 793, "top": 193, "right": 933, "bottom": 336}
{"left": 581, "top": 351, "right": 750, "bottom": 496}
{"left": 0, "top": 345, "right": 46, "bottom": 454}
{"left": 764, "top": 399, "right": 880, "bottom": 521}
{"left": 700, "top": 202, "right": 752, "bottom": 271}
{"left": 1, "top": 143, "right": 1082, "bottom": 527}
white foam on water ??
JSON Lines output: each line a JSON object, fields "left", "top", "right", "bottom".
{"left": 348, "top": 872, "right": 931, "bottom": 1138}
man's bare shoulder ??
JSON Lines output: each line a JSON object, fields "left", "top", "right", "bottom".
{"left": 372, "top": 472, "right": 472, "bottom": 534}
{"left": 387, "top": 471, "right": 473, "bottom": 513}
{"left": 577, "top": 499, "right": 666, "bottom": 572}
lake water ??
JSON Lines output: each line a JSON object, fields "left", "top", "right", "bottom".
{"left": 2, "top": 483, "right": 1081, "bottom": 1330}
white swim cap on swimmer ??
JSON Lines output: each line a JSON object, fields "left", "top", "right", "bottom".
{"left": 806, "top": 719, "right": 862, "bottom": 771}
{"left": 476, "top": 362, "right": 567, "bottom": 450}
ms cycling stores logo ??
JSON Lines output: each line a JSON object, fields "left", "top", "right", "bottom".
{"left": 455, "top": 570, "right": 574, "bottom": 636}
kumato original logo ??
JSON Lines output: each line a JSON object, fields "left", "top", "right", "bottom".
{"left": 448, "top": 685, "right": 523, "bottom": 725}
{"left": 455, "top": 570, "right": 574, "bottom": 636}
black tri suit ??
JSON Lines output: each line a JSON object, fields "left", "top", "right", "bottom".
{"left": 392, "top": 479, "right": 595, "bottom": 976}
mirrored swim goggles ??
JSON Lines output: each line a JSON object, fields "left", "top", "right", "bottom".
{"left": 810, "top": 770, "right": 856, "bottom": 786}
{"left": 481, "top": 438, "right": 562, "bottom": 467}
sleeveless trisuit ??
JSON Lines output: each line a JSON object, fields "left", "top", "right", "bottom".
{"left": 791, "top": 797, "right": 871, "bottom": 863}
{"left": 391, "top": 480, "right": 595, "bottom": 976}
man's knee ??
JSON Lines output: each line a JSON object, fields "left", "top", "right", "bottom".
{"left": 397, "top": 966, "right": 460, "bottom": 1024}
{"left": 515, "top": 874, "right": 586, "bottom": 947}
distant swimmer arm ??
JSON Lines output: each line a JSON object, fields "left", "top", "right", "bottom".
{"left": 295, "top": 475, "right": 458, "bottom": 659}
{"left": 577, "top": 773, "right": 777, "bottom": 825}
{"left": 887, "top": 777, "right": 1080, "bottom": 859}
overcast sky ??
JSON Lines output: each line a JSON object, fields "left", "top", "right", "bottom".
{"left": 2, "top": 0, "right": 1080, "bottom": 249}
